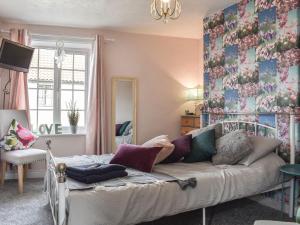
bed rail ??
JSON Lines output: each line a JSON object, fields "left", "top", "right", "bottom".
{"left": 46, "top": 140, "right": 67, "bottom": 225}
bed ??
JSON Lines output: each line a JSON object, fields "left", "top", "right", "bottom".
{"left": 46, "top": 109, "right": 298, "bottom": 225}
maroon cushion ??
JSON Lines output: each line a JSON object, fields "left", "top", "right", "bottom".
{"left": 162, "top": 134, "right": 192, "bottom": 163}
{"left": 110, "top": 144, "right": 162, "bottom": 173}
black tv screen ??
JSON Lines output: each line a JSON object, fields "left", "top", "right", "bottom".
{"left": 0, "top": 39, "right": 34, "bottom": 73}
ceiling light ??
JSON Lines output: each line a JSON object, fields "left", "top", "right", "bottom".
{"left": 150, "top": 0, "right": 182, "bottom": 23}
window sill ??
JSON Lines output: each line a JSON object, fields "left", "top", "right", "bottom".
{"left": 38, "top": 133, "right": 86, "bottom": 137}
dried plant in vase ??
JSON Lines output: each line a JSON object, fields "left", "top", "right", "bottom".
{"left": 67, "top": 101, "right": 80, "bottom": 134}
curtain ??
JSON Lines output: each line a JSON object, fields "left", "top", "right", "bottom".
{"left": 6, "top": 29, "right": 31, "bottom": 127}
{"left": 85, "top": 35, "right": 107, "bottom": 155}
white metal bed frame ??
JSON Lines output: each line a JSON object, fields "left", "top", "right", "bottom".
{"left": 46, "top": 107, "right": 298, "bottom": 225}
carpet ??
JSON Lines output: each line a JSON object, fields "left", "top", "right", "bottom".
{"left": 0, "top": 179, "right": 293, "bottom": 225}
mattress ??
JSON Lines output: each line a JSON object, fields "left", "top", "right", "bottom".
{"left": 67, "top": 153, "right": 285, "bottom": 225}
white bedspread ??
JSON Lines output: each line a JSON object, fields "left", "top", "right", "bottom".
{"left": 67, "top": 153, "right": 285, "bottom": 225}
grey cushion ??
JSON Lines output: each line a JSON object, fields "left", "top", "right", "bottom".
{"left": 187, "top": 123, "right": 223, "bottom": 139}
{"left": 1, "top": 148, "right": 46, "bottom": 165}
{"left": 254, "top": 221, "right": 297, "bottom": 225}
{"left": 212, "top": 130, "right": 253, "bottom": 165}
{"left": 239, "top": 136, "right": 282, "bottom": 166}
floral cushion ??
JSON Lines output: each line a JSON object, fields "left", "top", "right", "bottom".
{"left": 0, "top": 119, "right": 38, "bottom": 151}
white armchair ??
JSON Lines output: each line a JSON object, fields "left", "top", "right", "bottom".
{"left": 0, "top": 110, "right": 46, "bottom": 193}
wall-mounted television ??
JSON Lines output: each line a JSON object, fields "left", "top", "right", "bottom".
{"left": 0, "top": 38, "right": 34, "bottom": 73}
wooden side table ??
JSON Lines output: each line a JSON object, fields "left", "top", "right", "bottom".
{"left": 180, "top": 115, "right": 201, "bottom": 135}
{"left": 280, "top": 164, "right": 300, "bottom": 218}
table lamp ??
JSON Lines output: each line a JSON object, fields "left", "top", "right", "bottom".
{"left": 185, "top": 86, "right": 203, "bottom": 115}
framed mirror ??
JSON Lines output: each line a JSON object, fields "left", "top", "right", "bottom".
{"left": 111, "top": 77, "right": 137, "bottom": 151}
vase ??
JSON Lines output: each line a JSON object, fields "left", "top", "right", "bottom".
{"left": 70, "top": 125, "right": 77, "bottom": 134}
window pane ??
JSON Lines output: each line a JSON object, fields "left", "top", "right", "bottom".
{"left": 78, "top": 110, "right": 85, "bottom": 127}
{"left": 30, "top": 50, "right": 38, "bottom": 68}
{"left": 39, "top": 49, "right": 54, "bottom": 68}
{"left": 61, "top": 90, "right": 73, "bottom": 110}
{"left": 28, "top": 68, "right": 38, "bottom": 88}
{"left": 28, "top": 89, "right": 37, "bottom": 109}
{"left": 74, "top": 71, "right": 85, "bottom": 90}
{"left": 38, "top": 89, "right": 53, "bottom": 109}
{"left": 38, "top": 69, "right": 54, "bottom": 87}
{"left": 38, "top": 110, "right": 53, "bottom": 126}
{"left": 61, "top": 111, "right": 70, "bottom": 127}
{"left": 62, "top": 54, "right": 73, "bottom": 69}
{"left": 61, "top": 70, "right": 73, "bottom": 89}
{"left": 74, "top": 91, "right": 85, "bottom": 110}
{"left": 30, "top": 110, "right": 38, "bottom": 132}
{"left": 74, "top": 54, "right": 85, "bottom": 70}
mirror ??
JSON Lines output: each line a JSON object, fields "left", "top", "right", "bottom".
{"left": 112, "top": 77, "right": 137, "bottom": 151}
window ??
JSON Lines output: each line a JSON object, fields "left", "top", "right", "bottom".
{"left": 28, "top": 44, "right": 89, "bottom": 134}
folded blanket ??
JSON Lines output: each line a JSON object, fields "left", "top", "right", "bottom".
{"left": 67, "top": 170, "right": 128, "bottom": 184}
{"left": 66, "top": 163, "right": 126, "bottom": 177}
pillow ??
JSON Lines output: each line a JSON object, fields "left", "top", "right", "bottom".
{"left": 142, "top": 135, "right": 175, "bottom": 164}
{"left": 212, "top": 130, "right": 253, "bottom": 165}
{"left": 0, "top": 119, "right": 38, "bottom": 151}
{"left": 162, "top": 134, "right": 192, "bottom": 163}
{"left": 183, "top": 129, "right": 216, "bottom": 163}
{"left": 187, "top": 123, "right": 223, "bottom": 139}
{"left": 119, "top": 121, "right": 131, "bottom": 136}
{"left": 110, "top": 144, "right": 162, "bottom": 173}
{"left": 239, "top": 136, "right": 282, "bottom": 166}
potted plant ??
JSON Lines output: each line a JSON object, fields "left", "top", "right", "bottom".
{"left": 67, "top": 101, "right": 80, "bottom": 134}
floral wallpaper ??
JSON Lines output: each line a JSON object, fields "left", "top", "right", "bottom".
{"left": 203, "top": 0, "right": 300, "bottom": 161}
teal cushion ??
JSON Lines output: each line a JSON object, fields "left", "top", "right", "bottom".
{"left": 119, "top": 121, "right": 131, "bottom": 136}
{"left": 183, "top": 129, "right": 216, "bottom": 163}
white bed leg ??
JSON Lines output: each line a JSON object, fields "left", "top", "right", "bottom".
{"left": 57, "top": 163, "right": 67, "bottom": 225}
{"left": 203, "top": 208, "right": 206, "bottom": 225}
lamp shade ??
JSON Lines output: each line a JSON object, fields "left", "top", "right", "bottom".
{"left": 185, "top": 87, "right": 203, "bottom": 101}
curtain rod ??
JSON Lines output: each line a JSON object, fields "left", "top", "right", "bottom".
{"left": 0, "top": 29, "right": 115, "bottom": 42}
{"left": 31, "top": 33, "right": 116, "bottom": 43}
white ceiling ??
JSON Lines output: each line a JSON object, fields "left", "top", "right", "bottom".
{"left": 0, "top": 0, "right": 239, "bottom": 39}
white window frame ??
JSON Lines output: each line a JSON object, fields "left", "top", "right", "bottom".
{"left": 29, "top": 42, "right": 90, "bottom": 135}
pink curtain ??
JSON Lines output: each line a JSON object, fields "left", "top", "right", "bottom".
{"left": 6, "top": 29, "right": 31, "bottom": 127}
{"left": 85, "top": 35, "right": 107, "bottom": 155}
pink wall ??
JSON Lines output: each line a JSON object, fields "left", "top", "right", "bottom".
{"left": 103, "top": 30, "right": 201, "bottom": 151}
{"left": 0, "top": 23, "right": 202, "bottom": 155}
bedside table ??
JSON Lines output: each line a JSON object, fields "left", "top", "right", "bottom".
{"left": 180, "top": 115, "right": 201, "bottom": 135}
{"left": 280, "top": 164, "right": 300, "bottom": 218}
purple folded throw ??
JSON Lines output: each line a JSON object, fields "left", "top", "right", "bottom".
{"left": 67, "top": 170, "right": 128, "bottom": 184}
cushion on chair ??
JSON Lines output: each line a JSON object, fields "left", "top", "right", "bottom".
{"left": 0, "top": 119, "right": 38, "bottom": 151}
{"left": 1, "top": 148, "right": 46, "bottom": 165}
{"left": 254, "top": 221, "right": 297, "bottom": 225}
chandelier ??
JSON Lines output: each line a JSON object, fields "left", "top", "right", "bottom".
{"left": 150, "top": 0, "right": 182, "bottom": 23}
{"left": 54, "top": 40, "right": 65, "bottom": 69}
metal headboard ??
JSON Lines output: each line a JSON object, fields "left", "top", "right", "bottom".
{"left": 200, "top": 108, "right": 297, "bottom": 164}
